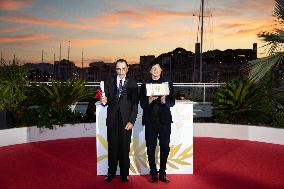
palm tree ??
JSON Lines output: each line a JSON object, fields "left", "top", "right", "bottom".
{"left": 248, "top": 0, "right": 284, "bottom": 83}
{"left": 21, "top": 79, "right": 95, "bottom": 128}
{"left": 213, "top": 80, "right": 270, "bottom": 125}
{"left": 247, "top": 0, "right": 284, "bottom": 127}
{"left": 27, "top": 79, "right": 94, "bottom": 109}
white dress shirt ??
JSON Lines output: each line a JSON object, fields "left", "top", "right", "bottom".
{"left": 116, "top": 75, "right": 126, "bottom": 88}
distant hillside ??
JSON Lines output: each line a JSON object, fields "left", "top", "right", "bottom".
{"left": 24, "top": 63, "right": 54, "bottom": 74}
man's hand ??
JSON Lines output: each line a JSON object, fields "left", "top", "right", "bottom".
{"left": 125, "top": 122, "right": 134, "bottom": 130}
{"left": 161, "top": 95, "right": 166, "bottom": 104}
{"left": 149, "top": 96, "right": 158, "bottom": 104}
{"left": 100, "top": 96, "right": 107, "bottom": 105}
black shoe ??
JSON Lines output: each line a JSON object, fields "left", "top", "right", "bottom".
{"left": 121, "top": 176, "right": 129, "bottom": 182}
{"left": 159, "top": 175, "right": 170, "bottom": 183}
{"left": 104, "top": 174, "right": 115, "bottom": 182}
{"left": 150, "top": 173, "right": 158, "bottom": 183}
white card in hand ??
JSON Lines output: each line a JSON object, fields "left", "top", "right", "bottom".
{"left": 100, "top": 81, "right": 105, "bottom": 97}
{"left": 146, "top": 82, "right": 169, "bottom": 96}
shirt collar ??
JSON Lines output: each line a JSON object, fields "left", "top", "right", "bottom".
{"left": 117, "top": 75, "right": 126, "bottom": 86}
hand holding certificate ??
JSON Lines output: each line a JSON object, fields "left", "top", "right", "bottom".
{"left": 146, "top": 82, "right": 170, "bottom": 96}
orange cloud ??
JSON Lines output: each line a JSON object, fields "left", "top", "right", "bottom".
{"left": 82, "top": 8, "right": 193, "bottom": 29}
{"left": 0, "top": 16, "right": 95, "bottom": 30}
{"left": 0, "top": 34, "right": 49, "bottom": 43}
{"left": 106, "top": 8, "right": 193, "bottom": 21}
{"left": 91, "top": 14, "right": 120, "bottom": 28}
{"left": 0, "top": 26, "right": 26, "bottom": 33}
{"left": 214, "top": 0, "right": 274, "bottom": 18}
{"left": 70, "top": 36, "right": 144, "bottom": 48}
{"left": 71, "top": 38, "right": 108, "bottom": 47}
{"left": 225, "top": 21, "right": 276, "bottom": 37}
{"left": 219, "top": 23, "right": 248, "bottom": 29}
{"left": 236, "top": 27, "right": 264, "bottom": 35}
{"left": 144, "top": 29, "right": 192, "bottom": 39}
{"left": 0, "top": 0, "right": 34, "bottom": 10}
{"left": 145, "top": 8, "right": 193, "bottom": 17}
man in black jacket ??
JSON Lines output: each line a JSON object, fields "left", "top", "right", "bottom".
{"left": 100, "top": 59, "right": 138, "bottom": 182}
{"left": 140, "top": 62, "right": 175, "bottom": 183}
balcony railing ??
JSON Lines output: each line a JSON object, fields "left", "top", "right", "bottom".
{"left": 33, "top": 82, "right": 225, "bottom": 103}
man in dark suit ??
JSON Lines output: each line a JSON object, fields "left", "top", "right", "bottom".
{"left": 140, "top": 62, "right": 175, "bottom": 183}
{"left": 100, "top": 59, "right": 138, "bottom": 182}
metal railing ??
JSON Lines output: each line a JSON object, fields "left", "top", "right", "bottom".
{"left": 172, "top": 83, "right": 225, "bottom": 103}
{"left": 31, "top": 82, "right": 225, "bottom": 103}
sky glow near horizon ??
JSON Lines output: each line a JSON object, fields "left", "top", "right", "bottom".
{"left": 0, "top": 0, "right": 276, "bottom": 66}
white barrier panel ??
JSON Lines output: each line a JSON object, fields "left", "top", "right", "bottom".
{"left": 194, "top": 123, "right": 284, "bottom": 145}
{"left": 0, "top": 123, "right": 96, "bottom": 147}
{"left": 96, "top": 102, "right": 193, "bottom": 175}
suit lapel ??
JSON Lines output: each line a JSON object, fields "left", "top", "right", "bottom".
{"left": 111, "top": 77, "right": 118, "bottom": 98}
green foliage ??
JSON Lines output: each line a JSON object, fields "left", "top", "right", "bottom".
{"left": 0, "top": 85, "right": 24, "bottom": 111}
{"left": 272, "top": 110, "right": 284, "bottom": 128}
{"left": 257, "top": 0, "right": 284, "bottom": 54}
{"left": 20, "top": 79, "right": 95, "bottom": 128}
{"left": 213, "top": 79, "right": 270, "bottom": 125}
{"left": 17, "top": 106, "right": 82, "bottom": 129}
{"left": 248, "top": 53, "right": 284, "bottom": 83}
{"left": 245, "top": 0, "right": 284, "bottom": 128}
{"left": 0, "top": 63, "right": 28, "bottom": 111}
{"left": 248, "top": 0, "right": 284, "bottom": 83}
{"left": 26, "top": 79, "right": 94, "bottom": 108}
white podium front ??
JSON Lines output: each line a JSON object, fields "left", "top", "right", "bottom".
{"left": 96, "top": 101, "right": 193, "bottom": 175}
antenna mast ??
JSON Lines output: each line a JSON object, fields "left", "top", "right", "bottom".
{"left": 199, "top": 0, "right": 204, "bottom": 82}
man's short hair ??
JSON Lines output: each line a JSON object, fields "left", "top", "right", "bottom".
{"left": 149, "top": 61, "right": 163, "bottom": 70}
{"left": 115, "top": 59, "right": 128, "bottom": 67}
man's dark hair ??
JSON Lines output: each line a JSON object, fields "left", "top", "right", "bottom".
{"left": 115, "top": 59, "right": 128, "bottom": 67}
{"left": 149, "top": 61, "right": 163, "bottom": 70}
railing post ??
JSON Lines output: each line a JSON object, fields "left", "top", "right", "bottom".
{"left": 203, "top": 83, "right": 206, "bottom": 103}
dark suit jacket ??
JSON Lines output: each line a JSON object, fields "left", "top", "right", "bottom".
{"left": 139, "top": 77, "right": 175, "bottom": 125}
{"left": 104, "top": 76, "right": 138, "bottom": 127}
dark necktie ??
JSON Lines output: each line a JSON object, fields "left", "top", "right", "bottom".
{"left": 118, "top": 79, "right": 123, "bottom": 97}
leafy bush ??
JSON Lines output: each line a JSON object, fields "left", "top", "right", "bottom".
{"left": 20, "top": 79, "right": 96, "bottom": 128}
{"left": 213, "top": 79, "right": 270, "bottom": 125}
{"left": 17, "top": 106, "right": 83, "bottom": 129}
{"left": 26, "top": 79, "right": 94, "bottom": 109}
{"left": 0, "top": 63, "right": 27, "bottom": 112}
{"left": 272, "top": 110, "right": 284, "bottom": 128}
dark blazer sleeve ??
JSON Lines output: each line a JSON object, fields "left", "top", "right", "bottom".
{"left": 139, "top": 82, "right": 149, "bottom": 110}
{"left": 128, "top": 80, "right": 138, "bottom": 124}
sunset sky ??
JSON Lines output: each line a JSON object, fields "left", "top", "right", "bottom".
{"left": 0, "top": 0, "right": 276, "bottom": 66}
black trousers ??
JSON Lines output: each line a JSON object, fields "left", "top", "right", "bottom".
{"left": 107, "top": 110, "right": 132, "bottom": 177}
{"left": 145, "top": 118, "right": 171, "bottom": 175}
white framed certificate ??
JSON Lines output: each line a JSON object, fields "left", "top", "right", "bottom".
{"left": 146, "top": 82, "right": 169, "bottom": 96}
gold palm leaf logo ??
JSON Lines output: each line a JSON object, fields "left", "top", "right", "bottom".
{"left": 97, "top": 134, "right": 193, "bottom": 172}
{"left": 167, "top": 144, "right": 193, "bottom": 169}
{"left": 129, "top": 138, "right": 148, "bottom": 174}
{"left": 97, "top": 134, "right": 108, "bottom": 162}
